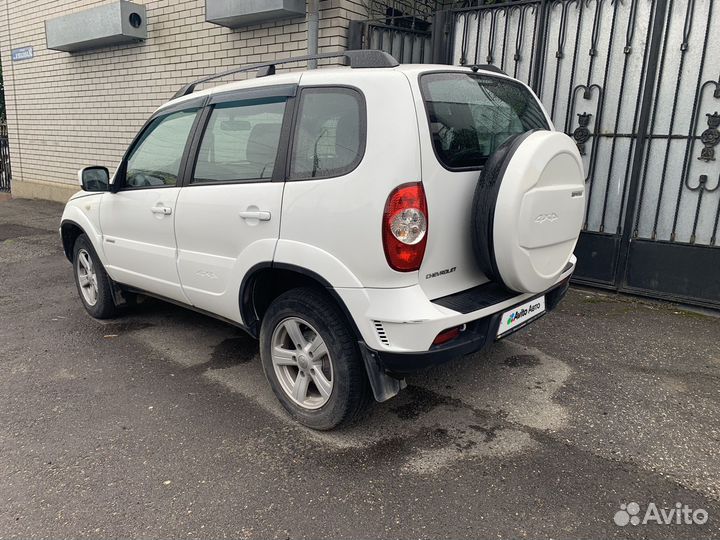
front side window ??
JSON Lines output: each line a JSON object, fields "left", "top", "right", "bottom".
{"left": 289, "top": 88, "right": 365, "bottom": 180}
{"left": 420, "top": 73, "right": 549, "bottom": 169}
{"left": 125, "top": 109, "right": 198, "bottom": 188}
{"left": 193, "top": 98, "right": 286, "bottom": 183}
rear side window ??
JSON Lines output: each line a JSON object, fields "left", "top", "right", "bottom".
{"left": 289, "top": 88, "right": 365, "bottom": 180}
{"left": 420, "top": 73, "right": 549, "bottom": 170}
{"left": 193, "top": 98, "right": 286, "bottom": 183}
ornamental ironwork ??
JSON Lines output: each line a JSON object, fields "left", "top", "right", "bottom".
{"left": 573, "top": 112, "right": 592, "bottom": 155}
{"left": 698, "top": 111, "right": 719, "bottom": 162}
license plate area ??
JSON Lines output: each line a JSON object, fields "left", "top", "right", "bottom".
{"left": 496, "top": 296, "right": 546, "bottom": 338}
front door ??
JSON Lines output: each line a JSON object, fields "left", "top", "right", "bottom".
{"left": 174, "top": 92, "right": 291, "bottom": 322}
{"left": 100, "top": 107, "right": 200, "bottom": 303}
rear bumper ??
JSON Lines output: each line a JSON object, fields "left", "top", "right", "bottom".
{"left": 362, "top": 275, "right": 571, "bottom": 375}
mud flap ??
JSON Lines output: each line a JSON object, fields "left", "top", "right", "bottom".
{"left": 358, "top": 342, "right": 406, "bottom": 402}
{"left": 109, "top": 278, "right": 127, "bottom": 307}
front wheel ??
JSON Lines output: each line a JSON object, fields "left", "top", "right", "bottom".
{"left": 259, "top": 287, "right": 371, "bottom": 430}
{"left": 72, "top": 234, "right": 117, "bottom": 319}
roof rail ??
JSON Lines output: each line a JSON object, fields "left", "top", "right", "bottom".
{"left": 172, "top": 50, "right": 399, "bottom": 99}
{"left": 469, "top": 64, "right": 507, "bottom": 75}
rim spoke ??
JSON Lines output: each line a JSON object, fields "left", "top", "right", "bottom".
{"left": 78, "top": 252, "right": 90, "bottom": 272}
{"left": 78, "top": 274, "right": 90, "bottom": 287}
{"left": 284, "top": 319, "right": 307, "bottom": 350}
{"left": 272, "top": 346, "right": 297, "bottom": 366}
{"left": 307, "top": 335, "right": 328, "bottom": 360}
{"left": 292, "top": 372, "right": 310, "bottom": 402}
{"left": 310, "top": 369, "right": 332, "bottom": 399}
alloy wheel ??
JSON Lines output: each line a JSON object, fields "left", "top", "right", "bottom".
{"left": 271, "top": 317, "right": 334, "bottom": 410}
{"left": 76, "top": 249, "right": 98, "bottom": 306}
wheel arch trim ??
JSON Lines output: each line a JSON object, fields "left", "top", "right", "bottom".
{"left": 60, "top": 217, "right": 104, "bottom": 264}
{"left": 238, "top": 262, "right": 364, "bottom": 342}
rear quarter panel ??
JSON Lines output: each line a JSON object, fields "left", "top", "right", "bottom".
{"left": 275, "top": 69, "right": 422, "bottom": 289}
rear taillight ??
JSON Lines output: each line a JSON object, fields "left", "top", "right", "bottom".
{"left": 382, "top": 182, "right": 428, "bottom": 272}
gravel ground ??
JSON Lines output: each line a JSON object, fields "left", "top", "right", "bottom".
{"left": 0, "top": 198, "right": 719, "bottom": 539}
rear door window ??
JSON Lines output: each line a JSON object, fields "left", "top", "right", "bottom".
{"left": 193, "top": 98, "right": 286, "bottom": 183}
{"left": 420, "top": 72, "right": 549, "bottom": 170}
{"left": 289, "top": 87, "right": 365, "bottom": 180}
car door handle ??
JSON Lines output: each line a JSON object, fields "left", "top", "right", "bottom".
{"left": 239, "top": 210, "right": 271, "bottom": 221}
{"left": 151, "top": 206, "right": 172, "bottom": 215}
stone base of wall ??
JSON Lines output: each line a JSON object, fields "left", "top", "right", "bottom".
{"left": 11, "top": 179, "right": 80, "bottom": 203}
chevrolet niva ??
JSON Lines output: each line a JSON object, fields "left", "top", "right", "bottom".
{"left": 61, "top": 51, "right": 585, "bottom": 430}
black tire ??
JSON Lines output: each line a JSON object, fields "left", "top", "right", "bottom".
{"left": 259, "top": 287, "right": 371, "bottom": 430}
{"left": 72, "top": 234, "right": 118, "bottom": 319}
{"left": 471, "top": 130, "right": 535, "bottom": 289}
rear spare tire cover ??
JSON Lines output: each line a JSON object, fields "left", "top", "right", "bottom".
{"left": 471, "top": 130, "right": 585, "bottom": 294}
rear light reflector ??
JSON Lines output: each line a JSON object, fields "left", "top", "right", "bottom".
{"left": 382, "top": 182, "right": 428, "bottom": 272}
{"left": 432, "top": 325, "right": 462, "bottom": 346}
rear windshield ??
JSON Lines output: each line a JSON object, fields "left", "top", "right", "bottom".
{"left": 419, "top": 72, "right": 549, "bottom": 170}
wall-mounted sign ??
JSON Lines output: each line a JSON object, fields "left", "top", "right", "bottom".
{"left": 11, "top": 46, "right": 33, "bottom": 62}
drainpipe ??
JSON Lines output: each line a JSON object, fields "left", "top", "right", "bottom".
{"left": 307, "top": 0, "right": 319, "bottom": 69}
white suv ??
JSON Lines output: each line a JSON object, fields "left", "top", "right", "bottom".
{"left": 61, "top": 51, "right": 585, "bottom": 430}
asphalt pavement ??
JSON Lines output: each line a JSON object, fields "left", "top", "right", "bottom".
{"left": 0, "top": 198, "right": 718, "bottom": 539}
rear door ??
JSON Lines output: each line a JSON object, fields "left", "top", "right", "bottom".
{"left": 100, "top": 105, "right": 201, "bottom": 303}
{"left": 174, "top": 86, "right": 293, "bottom": 322}
{"left": 409, "top": 70, "right": 552, "bottom": 299}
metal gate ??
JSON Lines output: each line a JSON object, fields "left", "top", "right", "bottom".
{"left": 0, "top": 121, "right": 10, "bottom": 192}
{"left": 448, "top": 0, "right": 720, "bottom": 308}
{"left": 355, "top": 0, "right": 720, "bottom": 308}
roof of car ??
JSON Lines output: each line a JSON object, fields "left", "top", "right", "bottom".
{"left": 156, "top": 63, "right": 512, "bottom": 114}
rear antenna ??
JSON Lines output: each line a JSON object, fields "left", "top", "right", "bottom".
{"left": 469, "top": 64, "right": 507, "bottom": 75}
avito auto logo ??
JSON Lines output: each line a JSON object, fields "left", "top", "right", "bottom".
{"left": 507, "top": 301, "right": 542, "bottom": 326}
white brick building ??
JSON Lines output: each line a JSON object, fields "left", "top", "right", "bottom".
{"left": 0, "top": 0, "right": 368, "bottom": 202}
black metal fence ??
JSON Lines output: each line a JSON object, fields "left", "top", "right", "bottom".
{"left": 349, "top": 1, "right": 438, "bottom": 63}
{"left": 350, "top": 19, "right": 433, "bottom": 63}
{"left": 0, "top": 122, "right": 10, "bottom": 192}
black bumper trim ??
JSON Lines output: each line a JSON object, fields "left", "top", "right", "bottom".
{"left": 371, "top": 276, "right": 571, "bottom": 375}
{"left": 431, "top": 280, "right": 517, "bottom": 314}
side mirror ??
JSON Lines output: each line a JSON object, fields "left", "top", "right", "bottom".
{"left": 78, "top": 166, "right": 110, "bottom": 192}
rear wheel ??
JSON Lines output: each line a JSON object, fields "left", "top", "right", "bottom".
{"left": 259, "top": 287, "right": 370, "bottom": 430}
{"left": 72, "top": 234, "right": 117, "bottom": 319}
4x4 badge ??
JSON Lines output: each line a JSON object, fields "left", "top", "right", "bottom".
{"left": 535, "top": 213, "right": 559, "bottom": 223}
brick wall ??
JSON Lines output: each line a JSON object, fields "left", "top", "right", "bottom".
{"left": 0, "top": 0, "right": 368, "bottom": 201}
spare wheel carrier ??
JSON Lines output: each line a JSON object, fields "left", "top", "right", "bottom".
{"left": 471, "top": 130, "right": 586, "bottom": 294}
